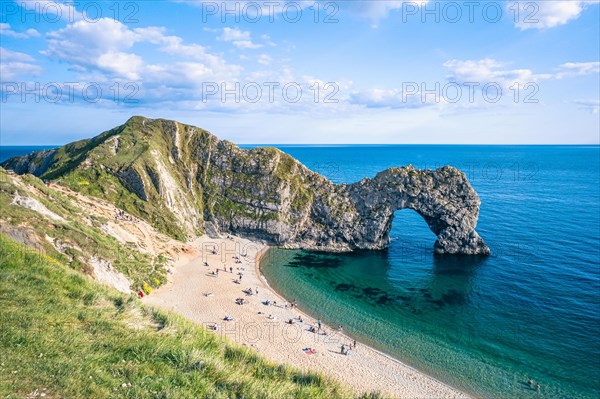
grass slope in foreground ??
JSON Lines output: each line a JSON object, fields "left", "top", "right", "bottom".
{"left": 0, "top": 235, "right": 382, "bottom": 399}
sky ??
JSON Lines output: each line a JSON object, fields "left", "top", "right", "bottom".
{"left": 0, "top": 0, "right": 599, "bottom": 144}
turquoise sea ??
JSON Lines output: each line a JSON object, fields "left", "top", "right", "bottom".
{"left": 257, "top": 146, "right": 600, "bottom": 399}
{"left": 2, "top": 145, "right": 599, "bottom": 398}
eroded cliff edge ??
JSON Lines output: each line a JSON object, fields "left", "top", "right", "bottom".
{"left": 1, "top": 116, "right": 489, "bottom": 255}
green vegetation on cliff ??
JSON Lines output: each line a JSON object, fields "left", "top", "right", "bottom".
{"left": 0, "top": 167, "right": 166, "bottom": 292}
{"left": 1, "top": 116, "right": 489, "bottom": 255}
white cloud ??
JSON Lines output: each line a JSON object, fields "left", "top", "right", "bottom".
{"left": 444, "top": 59, "right": 600, "bottom": 87}
{"left": 573, "top": 99, "right": 600, "bottom": 113}
{"left": 555, "top": 62, "right": 600, "bottom": 78}
{"left": 38, "top": 17, "right": 246, "bottom": 106}
{"left": 0, "top": 47, "right": 42, "bottom": 79}
{"left": 42, "top": 18, "right": 144, "bottom": 79}
{"left": 96, "top": 51, "right": 143, "bottom": 80}
{"left": 218, "top": 27, "right": 262, "bottom": 49}
{"left": 337, "top": 0, "right": 430, "bottom": 27}
{"left": 42, "top": 18, "right": 240, "bottom": 83}
{"left": 512, "top": 0, "right": 599, "bottom": 30}
{"left": 443, "top": 59, "right": 552, "bottom": 88}
{"left": 0, "top": 23, "right": 40, "bottom": 39}
{"left": 349, "top": 88, "right": 435, "bottom": 109}
{"left": 257, "top": 54, "right": 272, "bottom": 65}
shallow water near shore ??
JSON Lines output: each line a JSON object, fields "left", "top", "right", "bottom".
{"left": 259, "top": 145, "right": 600, "bottom": 399}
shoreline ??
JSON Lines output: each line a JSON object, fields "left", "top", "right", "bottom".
{"left": 143, "top": 235, "right": 471, "bottom": 398}
{"left": 255, "top": 246, "right": 473, "bottom": 398}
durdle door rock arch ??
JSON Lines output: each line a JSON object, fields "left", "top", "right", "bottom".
{"left": 0, "top": 117, "right": 490, "bottom": 256}
{"left": 268, "top": 165, "right": 490, "bottom": 255}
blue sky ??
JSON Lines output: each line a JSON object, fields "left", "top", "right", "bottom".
{"left": 1, "top": 0, "right": 599, "bottom": 144}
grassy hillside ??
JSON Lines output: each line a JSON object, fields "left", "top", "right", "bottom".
{"left": 0, "top": 235, "right": 383, "bottom": 398}
{"left": 0, "top": 167, "right": 167, "bottom": 293}
{"left": 1, "top": 116, "right": 326, "bottom": 244}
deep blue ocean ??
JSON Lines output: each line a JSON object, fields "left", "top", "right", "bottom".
{"left": 2, "top": 145, "right": 599, "bottom": 398}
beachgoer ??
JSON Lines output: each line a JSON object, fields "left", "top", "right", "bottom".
{"left": 340, "top": 344, "right": 345, "bottom": 354}
{"left": 255, "top": 288, "right": 258, "bottom": 295}
{"left": 317, "top": 319, "right": 321, "bottom": 330}
{"left": 353, "top": 340, "right": 357, "bottom": 349}
{"left": 535, "top": 383, "right": 540, "bottom": 391}
{"left": 527, "top": 378, "right": 532, "bottom": 386}
{"left": 230, "top": 267, "right": 233, "bottom": 273}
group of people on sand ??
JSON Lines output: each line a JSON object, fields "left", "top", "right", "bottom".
{"left": 201, "top": 246, "right": 367, "bottom": 362}
{"left": 235, "top": 297, "right": 247, "bottom": 305}
{"left": 340, "top": 341, "right": 357, "bottom": 356}
{"left": 232, "top": 255, "right": 243, "bottom": 264}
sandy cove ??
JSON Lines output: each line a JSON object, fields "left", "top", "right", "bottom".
{"left": 143, "top": 235, "right": 470, "bottom": 399}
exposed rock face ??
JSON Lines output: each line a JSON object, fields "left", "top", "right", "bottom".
{"left": 1, "top": 116, "right": 489, "bottom": 255}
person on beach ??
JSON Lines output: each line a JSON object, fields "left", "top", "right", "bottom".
{"left": 230, "top": 267, "right": 233, "bottom": 273}
{"left": 353, "top": 340, "right": 357, "bottom": 349}
{"left": 216, "top": 269, "right": 219, "bottom": 276}
{"left": 340, "top": 344, "right": 345, "bottom": 354}
{"left": 255, "top": 288, "right": 258, "bottom": 295}
{"left": 317, "top": 319, "right": 321, "bottom": 331}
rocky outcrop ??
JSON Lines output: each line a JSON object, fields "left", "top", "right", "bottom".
{"left": 1, "top": 116, "right": 489, "bottom": 255}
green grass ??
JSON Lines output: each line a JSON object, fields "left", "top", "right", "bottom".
{"left": 0, "top": 235, "right": 385, "bottom": 398}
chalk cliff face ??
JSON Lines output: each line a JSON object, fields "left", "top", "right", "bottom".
{"left": 1, "top": 116, "right": 489, "bottom": 255}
